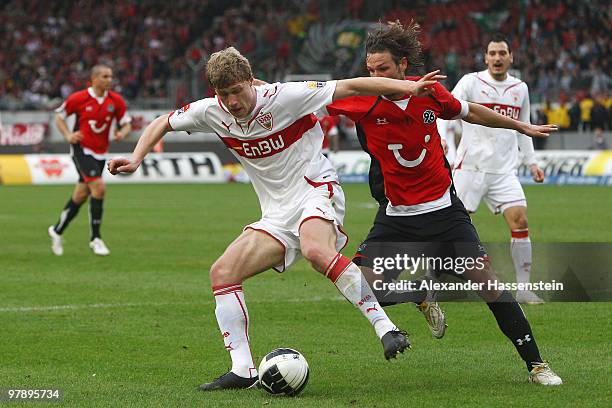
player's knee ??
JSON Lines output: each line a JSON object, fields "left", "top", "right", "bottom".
{"left": 73, "top": 190, "right": 89, "bottom": 203}
{"left": 209, "top": 260, "right": 241, "bottom": 285}
{"left": 300, "top": 242, "right": 331, "bottom": 270}
{"left": 516, "top": 215, "right": 528, "bottom": 230}
{"left": 89, "top": 181, "right": 106, "bottom": 198}
{"left": 510, "top": 214, "right": 528, "bottom": 231}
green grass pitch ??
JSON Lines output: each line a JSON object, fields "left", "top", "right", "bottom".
{"left": 1, "top": 184, "right": 610, "bottom": 407}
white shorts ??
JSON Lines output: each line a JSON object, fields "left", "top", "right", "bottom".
{"left": 453, "top": 169, "right": 526, "bottom": 214}
{"left": 245, "top": 182, "right": 348, "bottom": 272}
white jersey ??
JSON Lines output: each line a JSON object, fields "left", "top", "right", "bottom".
{"left": 451, "top": 70, "right": 536, "bottom": 174}
{"left": 168, "top": 81, "right": 338, "bottom": 218}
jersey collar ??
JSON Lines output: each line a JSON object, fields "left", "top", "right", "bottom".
{"left": 88, "top": 87, "right": 108, "bottom": 104}
{"left": 480, "top": 69, "right": 517, "bottom": 86}
{"left": 382, "top": 94, "right": 411, "bottom": 110}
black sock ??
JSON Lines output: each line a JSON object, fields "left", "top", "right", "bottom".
{"left": 378, "top": 279, "right": 427, "bottom": 307}
{"left": 54, "top": 199, "right": 82, "bottom": 234}
{"left": 89, "top": 197, "right": 103, "bottom": 240}
{"left": 487, "top": 290, "right": 543, "bottom": 371}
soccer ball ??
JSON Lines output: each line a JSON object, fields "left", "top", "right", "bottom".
{"left": 258, "top": 348, "right": 310, "bottom": 396}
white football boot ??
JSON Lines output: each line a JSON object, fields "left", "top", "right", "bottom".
{"left": 529, "top": 362, "right": 563, "bottom": 385}
{"left": 48, "top": 226, "right": 64, "bottom": 256}
{"left": 89, "top": 238, "right": 110, "bottom": 256}
{"left": 417, "top": 301, "right": 447, "bottom": 339}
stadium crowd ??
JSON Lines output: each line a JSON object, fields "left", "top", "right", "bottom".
{"left": 1, "top": 0, "right": 610, "bottom": 133}
{"left": 0, "top": 0, "right": 241, "bottom": 109}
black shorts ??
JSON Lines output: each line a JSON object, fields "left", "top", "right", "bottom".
{"left": 353, "top": 193, "right": 488, "bottom": 278}
{"left": 71, "top": 144, "right": 105, "bottom": 183}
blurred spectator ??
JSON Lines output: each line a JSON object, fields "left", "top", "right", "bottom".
{"left": 579, "top": 94, "right": 594, "bottom": 132}
{"left": 0, "top": 0, "right": 235, "bottom": 109}
{"left": 603, "top": 92, "right": 612, "bottom": 130}
{"left": 568, "top": 96, "right": 581, "bottom": 131}
{"left": 1, "top": 0, "right": 610, "bottom": 111}
{"left": 591, "top": 94, "right": 608, "bottom": 131}
{"left": 546, "top": 101, "right": 571, "bottom": 131}
{"left": 534, "top": 104, "right": 548, "bottom": 150}
{"left": 590, "top": 128, "right": 608, "bottom": 150}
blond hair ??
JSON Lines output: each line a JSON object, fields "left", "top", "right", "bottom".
{"left": 206, "top": 47, "right": 253, "bottom": 89}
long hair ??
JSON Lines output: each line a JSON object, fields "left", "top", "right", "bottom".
{"left": 365, "top": 20, "right": 423, "bottom": 67}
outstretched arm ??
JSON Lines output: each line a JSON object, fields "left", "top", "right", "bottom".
{"left": 333, "top": 71, "right": 446, "bottom": 101}
{"left": 464, "top": 102, "right": 557, "bottom": 138}
{"left": 107, "top": 114, "right": 171, "bottom": 174}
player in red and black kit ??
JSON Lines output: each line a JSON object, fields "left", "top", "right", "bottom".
{"left": 326, "top": 21, "right": 562, "bottom": 385}
{"left": 48, "top": 65, "right": 132, "bottom": 256}
{"left": 317, "top": 114, "right": 340, "bottom": 157}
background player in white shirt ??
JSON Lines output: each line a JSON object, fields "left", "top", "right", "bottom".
{"left": 108, "top": 47, "right": 446, "bottom": 391}
{"left": 449, "top": 34, "right": 545, "bottom": 304}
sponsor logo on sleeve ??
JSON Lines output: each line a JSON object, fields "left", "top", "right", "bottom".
{"left": 306, "top": 81, "right": 326, "bottom": 89}
{"left": 176, "top": 103, "right": 191, "bottom": 116}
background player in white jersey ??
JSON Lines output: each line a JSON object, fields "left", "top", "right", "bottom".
{"left": 449, "top": 34, "right": 545, "bottom": 304}
{"left": 108, "top": 47, "right": 444, "bottom": 391}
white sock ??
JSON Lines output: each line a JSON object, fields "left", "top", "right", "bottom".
{"left": 213, "top": 284, "right": 257, "bottom": 378}
{"left": 511, "top": 229, "right": 532, "bottom": 285}
{"left": 326, "top": 254, "right": 396, "bottom": 339}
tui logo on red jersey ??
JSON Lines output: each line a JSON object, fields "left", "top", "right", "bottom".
{"left": 388, "top": 134, "right": 431, "bottom": 168}
{"left": 88, "top": 120, "right": 108, "bottom": 134}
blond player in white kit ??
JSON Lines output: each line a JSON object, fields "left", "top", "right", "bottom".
{"left": 449, "top": 34, "right": 545, "bottom": 304}
{"left": 108, "top": 47, "right": 446, "bottom": 391}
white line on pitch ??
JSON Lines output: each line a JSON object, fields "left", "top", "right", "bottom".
{"left": 0, "top": 296, "right": 344, "bottom": 313}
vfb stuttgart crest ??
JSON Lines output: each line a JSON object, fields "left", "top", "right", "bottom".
{"left": 423, "top": 109, "right": 436, "bottom": 124}
{"left": 256, "top": 112, "right": 273, "bottom": 131}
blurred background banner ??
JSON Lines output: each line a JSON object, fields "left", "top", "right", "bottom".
{"left": 0, "top": 153, "right": 224, "bottom": 185}
{"left": 0, "top": 0, "right": 609, "bottom": 156}
{"left": 328, "top": 150, "right": 612, "bottom": 185}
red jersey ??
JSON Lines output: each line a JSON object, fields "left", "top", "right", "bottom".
{"left": 56, "top": 88, "right": 130, "bottom": 155}
{"left": 327, "top": 79, "right": 466, "bottom": 213}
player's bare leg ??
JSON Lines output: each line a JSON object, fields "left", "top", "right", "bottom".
{"left": 72, "top": 182, "right": 91, "bottom": 204}
{"left": 48, "top": 183, "right": 90, "bottom": 255}
{"left": 201, "top": 229, "right": 285, "bottom": 391}
{"left": 503, "top": 205, "right": 544, "bottom": 304}
{"left": 462, "top": 262, "right": 561, "bottom": 384}
{"left": 87, "top": 179, "right": 109, "bottom": 256}
{"left": 299, "top": 218, "right": 409, "bottom": 360}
